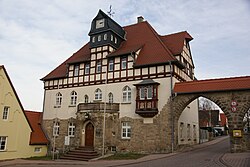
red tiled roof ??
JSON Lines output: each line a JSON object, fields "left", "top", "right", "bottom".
{"left": 25, "top": 111, "right": 49, "bottom": 145}
{"left": 174, "top": 76, "right": 250, "bottom": 94}
{"left": 42, "top": 21, "right": 192, "bottom": 80}
{"left": 108, "top": 21, "right": 177, "bottom": 66}
{"left": 160, "top": 31, "right": 193, "bottom": 55}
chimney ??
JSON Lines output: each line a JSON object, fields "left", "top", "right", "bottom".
{"left": 137, "top": 16, "right": 144, "bottom": 23}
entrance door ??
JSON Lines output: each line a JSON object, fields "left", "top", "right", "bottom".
{"left": 85, "top": 122, "right": 94, "bottom": 147}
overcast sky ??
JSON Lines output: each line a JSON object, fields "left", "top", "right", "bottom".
{"left": 1, "top": 0, "right": 250, "bottom": 111}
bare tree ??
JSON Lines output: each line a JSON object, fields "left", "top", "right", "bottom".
{"left": 199, "top": 97, "right": 217, "bottom": 110}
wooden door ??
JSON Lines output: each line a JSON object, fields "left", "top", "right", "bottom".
{"left": 85, "top": 122, "right": 94, "bottom": 147}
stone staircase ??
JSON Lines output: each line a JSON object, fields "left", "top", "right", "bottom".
{"left": 60, "top": 146, "right": 99, "bottom": 161}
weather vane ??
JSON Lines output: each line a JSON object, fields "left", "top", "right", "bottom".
{"left": 107, "top": 5, "right": 115, "bottom": 17}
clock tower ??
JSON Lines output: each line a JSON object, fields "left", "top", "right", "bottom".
{"left": 88, "top": 10, "right": 126, "bottom": 49}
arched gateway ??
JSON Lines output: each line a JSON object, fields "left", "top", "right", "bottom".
{"left": 171, "top": 76, "right": 250, "bottom": 152}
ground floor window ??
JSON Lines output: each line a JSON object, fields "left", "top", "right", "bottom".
{"left": 68, "top": 122, "right": 75, "bottom": 137}
{"left": 34, "top": 147, "right": 41, "bottom": 153}
{"left": 121, "top": 122, "right": 131, "bottom": 139}
{"left": 53, "top": 122, "right": 60, "bottom": 136}
{"left": 0, "top": 136, "right": 7, "bottom": 151}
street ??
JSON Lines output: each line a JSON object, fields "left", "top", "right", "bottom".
{"left": 3, "top": 137, "right": 250, "bottom": 167}
{"left": 120, "top": 137, "right": 230, "bottom": 167}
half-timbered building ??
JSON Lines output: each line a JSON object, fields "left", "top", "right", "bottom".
{"left": 41, "top": 10, "right": 199, "bottom": 154}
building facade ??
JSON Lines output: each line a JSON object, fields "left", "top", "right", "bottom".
{"left": 0, "top": 66, "right": 48, "bottom": 160}
{"left": 42, "top": 10, "right": 199, "bottom": 154}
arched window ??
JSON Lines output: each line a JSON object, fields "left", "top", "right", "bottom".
{"left": 95, "top": 88, "right": 102, "bottom": 100}
{"left": 122, "top": 86, "right": 131, "bottom": 102}
{"left": 70, "top": 91, "right": 77, "bottom": 106}
{"left": 84, "top": 95, "right": 89, "bottom": 103}
{"left": 108, "top": 92, "right": 113, "bottom": 103}
{"left": 56, "top": 92, "right": 62, "bottom": 106}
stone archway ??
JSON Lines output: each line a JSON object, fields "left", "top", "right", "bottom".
{"left": 170, "top": 90, "right": 250, "bottom": 152}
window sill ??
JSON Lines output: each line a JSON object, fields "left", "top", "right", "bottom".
{"left": 68, "top": 105, "right": 76, "bottom": 108}
{"left": 121, "top": 102, "right": 131, "bottom": 104}
{"left": 121, "top": 138, "right": 131, "bottom": 140}
{"left": 54, "top": 106, "right": 61, "bottom": 108}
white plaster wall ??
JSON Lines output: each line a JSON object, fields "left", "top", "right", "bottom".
{"left": 43, "top": 77, "right": 173, "bottom": 120}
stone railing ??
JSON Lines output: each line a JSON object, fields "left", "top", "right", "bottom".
{"left": 77, "top": 102, "right": 119, "bottom": 113}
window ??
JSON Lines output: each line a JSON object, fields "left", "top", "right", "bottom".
{"left": 96, "top": 60, "right": 101, "bottom": 73}
{"left": 139, "top": 86, "right": 153, "bottom": 100}
{"left": 98, "top": 35, "right": 101, "bottom": 41}
{"left": 53, "top": 122, "right": 60, "bottom": 136}
{"left": 121, "top": 122, "right": 131, "bottom": 139}
{"left": 55, "top": 93, "right": 62, "bottom": 106}
{"left": 187, "top": 124, "right": 191, "bottom": 139}
{"left": 0, "top": 136, "right": 7, "bottom": 151}
{"left": 122, "top": 86, "right": 131, "bottom": 102}
{"left": 34, "top": 147, "right": 41, "bottom": 153}
{"left": 2, "top": 107, "right": 9, "bottom": 120}
{"left": 70, "top": 91, "right": 77, "bottom": 106}
{"left": 115, "top": 37, "right": 117, "bottom": 44}
{"left": 108, "top": 92, "right": 113, "bottom": 103}
{"left": 108, "top": 59, "right": 114, "bottom": 71}
{"left": 74, "top": 64, "right": 80, "bottom": 76}
{"left": 95, "top": 88, "right": 102, "bottom": 100}
{"left": 193, "top": 125, "right": 197, "bottom": 139}
{"left": 180, "top": 122, "right": 184, "bottom": 139}
{"left": 92, "top": 36, "right": 95, "bottom": 43}
{"left": 84, "top": 95, "right": 89, "bottom": 103}
{"left": 104, "top": 34, "right": 107, "bottom": 40}
{"left": 121, "top": 57, "right": 127, "bottom": 69}
{"left": 111, "top": 35, "right": 113, "bottom": 41}
{"left": 85, "top": 63, "right": 90, "bottom": 74}
{"left": 68, "top": 123, "right": 75, "bottom": 137}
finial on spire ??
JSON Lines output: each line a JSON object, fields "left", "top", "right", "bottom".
{"left": 107, "top": 5, "right": 115, "bottom": 17}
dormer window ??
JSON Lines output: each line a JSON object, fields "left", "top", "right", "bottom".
{"left": 111, "top": 35, "right": 113, "bottom": 41}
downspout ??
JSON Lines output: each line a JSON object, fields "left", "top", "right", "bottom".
{"left": 169, "top": 61, "right": 174, "bottom": 153}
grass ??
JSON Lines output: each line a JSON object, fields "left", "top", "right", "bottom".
{"left": 102, "top": 152, "right": 147, "bottom": 160}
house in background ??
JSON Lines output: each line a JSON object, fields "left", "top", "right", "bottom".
{"left": 0, "top": 65, "right": 48, "bottom": 160}
{"left": 41, "top": 10, "right": 199, "bottom": 155}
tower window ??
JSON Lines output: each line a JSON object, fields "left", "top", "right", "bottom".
{"left": 108, "top": 59, "right": 114, "bottom": 71}
{"left": 111, "top": 35, "right": 113, "bottom": 41}
{"left": 104, "top": 34, "right": 107, "bottom": 40}
{"left": 98, "top": 35, "right": 101, "bottom": 42}
{"left": 92, "top": 36, "right": 95, "bottom": 43}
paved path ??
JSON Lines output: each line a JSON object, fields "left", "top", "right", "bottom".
{"left": 0, "top": 136, "right": 249, "bottom": 167}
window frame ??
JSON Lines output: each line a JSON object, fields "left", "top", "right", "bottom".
{"left": 95, "top": 88, "right": 102, "bottom": 101}
{"left": 84, "top": 95, "right": 89, "bottom": 103}
{"left": 0, "top": 136, "right": 7, "bottom": 151}
{"left": 2, "top": 107, "right": 9, "bottom": 120}
{"left": 85, "top": 63, "right": 90, "bottom": 74}
{"left": 68, "top": 122, "right": 75, "bottom": 137}
{"left": 96, "top": 60, "right": 102, "bottom": 73}
{"left": 121, "top": 57, "right": 127, "bottom": 70}
{"left": 108, "top": 59, "right": 114, "bottom": 71}
{"left": 121, "top": 122, "right": 131, "bottom": 139}
{"left": 108, "top": 92, "right": 114, "bottom": 103}
{"left": 70, "top": 91, "right": 77, "bottom": 106}
{"left": 53, "top": 122, "right": 60, "bottom": 137}
{"left": 55, "top": 93, "right": 62, "bottom": 106}
{"left": 122, "top": 86, "right": 131, "bottom": 103}
{"left": 74, "top": 64, "right": 80, "bottom": 76}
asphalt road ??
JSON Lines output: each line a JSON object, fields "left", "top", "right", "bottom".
{"left": 119, "top": 137, "right": 230, "bottom": 167}
{"left": 9, "top": 137, "right": 235, "bottom": 167}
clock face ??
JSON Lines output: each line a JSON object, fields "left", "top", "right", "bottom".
{"left": 96, "top": 19, "right": 105, "bottom": 29}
